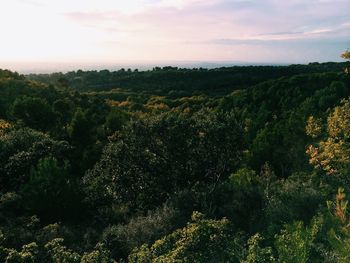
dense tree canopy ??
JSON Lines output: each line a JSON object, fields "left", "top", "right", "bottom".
{"left": 1, "top": 62, "right": 350, "bottom": 262}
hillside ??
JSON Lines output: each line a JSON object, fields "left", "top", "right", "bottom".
{"left": 1, "top": 64, "right": 350, "bottom": 262}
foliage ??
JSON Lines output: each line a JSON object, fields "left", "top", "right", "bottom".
{"left": 101, "top": 204, "right": 179, "bottom": 259}
{"left": 20, "top": 157, "right": 80, "bottom": 221}
{"left": 10, "top": 96, "right": 56, "bottom": 131}
{"left": 128, "top": 212, "right": 241, "bottom": 263}
{"left": 0, "top": 62, "right": 350, "bottom": 262}
{"left": 4, "top": 242, "right": 39, "bottom": 263}
{"left": 307, "top": 98, "right": 350, "bottom": 176}
{"left": 341, "top": 50, "right": 350, "bottom": 60}
{"left": 0, "top": 128, "right": 72, "bottom": 192}
{"left": 241, "top": 234, "right": 275, "bottom": 263}
{"left": 326, "top": 188, "right": 350, "bottom": 262}
{"left": 263, "top": 174, "right": 324, "bottom": 234}
{"left": 45, "top": 238, "right": 81, "bottom": 263}
{"left": 306, "top": 116, "right": 322, "bottom": 138}
{"left": 274, "top": 216, "right": 322, "bottom": 263}
{"left": 83, "top": 110, "right": 244, "bottom": 210}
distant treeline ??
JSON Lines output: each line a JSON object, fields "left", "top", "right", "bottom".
{"left": 27, "top": 62, "right": 346, "bottom": 95}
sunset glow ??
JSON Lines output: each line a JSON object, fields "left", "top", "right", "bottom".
{"left": 1, "top": 0, "right": 349, "bottom": 71}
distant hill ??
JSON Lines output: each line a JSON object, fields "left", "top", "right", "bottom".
{"left": 27, "top": 62, "right": 346, "bottom": 96}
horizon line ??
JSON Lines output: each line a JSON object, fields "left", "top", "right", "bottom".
{"left": 0, "top": 59, "right": 344, "bottom": 74}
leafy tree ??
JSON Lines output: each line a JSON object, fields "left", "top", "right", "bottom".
{"left": 326, "top": 188, "right": 350, "bottom": 262}
{"left": 275, "top": 216, "right": 323, "bottom": 263}
{"left": 68, "top": 108, "right": 92, "bottom": 147}
{"left": 45, "top": 238, "right": 81, "bottom": 263}
{"left": 52, "top": 99, "right": 74, "bottom": 126}
{"left": 102, "top": 205, "right": 179, "bottom": 259}
{"left": 104, "top": 108, "right": 129, "bottom": 135}
{"left": 4, "top": 242, "right": 39, "bottom": 263}
{"left": 306, "top": 116, "right": 322, "bottom": 139}
{"left": 0, "top": 119, "right": 11, "bottom": 136}
{"left": 128, "top": 212, "right": 242, "bottom": 263}
{"left": 264, "top": 173, "right": 324, "bottom": 234}
{"left": 0, "top": 128, "right": 71, "bottom": 192}
{"left": 81, "top": 243, "right": 113, "bottom": 263}
{"left": 342, "top": 50, "right": 350, "bottom": 60}
{"left": 242, "top": 234, "right": 275, "bottom": 263}
{"left": 21, "top": 157, "right": 80, "bottom": 221}
{"left": 341, "top": 50, "right": 350, "bottom": 74}
{"left": 307, "top": 98, "right": 350, "bottom": 178}
{"left": 84, "top": 110, "right": 244, "bottom": 210}
{"left": 10, "top": 96, "right": 56, "bottom": 131}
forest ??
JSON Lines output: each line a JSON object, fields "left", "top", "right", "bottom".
{"left": 1, "top": 56, "right": 350, "bottom": 262}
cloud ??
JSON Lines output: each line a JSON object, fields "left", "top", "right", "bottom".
{"left": 2, "top": 0, "right": 350, "bottom": 64}
{"left": 60, "top": 0, "right": 350, "bottom": 62}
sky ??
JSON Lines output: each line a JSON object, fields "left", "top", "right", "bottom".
{"left": 0, "top": 0, "right": 349, "bottom": 72}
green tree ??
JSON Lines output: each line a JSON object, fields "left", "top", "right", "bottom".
{"left": 10, "top": 96, "right": 56, "bottom": 131}
{"left": 104, "top": 108, "right": 129, "bottom": 135}
{"left": 275, "top": 216, "right": 322, "bottom": 263}
{"left": 128, "top": 212, "right": 242, "bottom": 263}
{"left": 84, "top": 110, "right": 244, "bottom": 210}
{"left": 68, "top": 108, "right": 92, "bottom": 147}
{"left": 81, "top": 243, "right": 113, "bottom": 263}
{"left": 4, "top": 242, "right": 39, "bottom": 263}
{"left": 242, "top": 234, "right": 275, "bottom": 263}
{"left": 326, "top": 188, "right": 350, "bottom": 262}
{"left": 307, "top": 98, "right": 350, "bottom": 177}
{"left": 21, "top": 157, "right": 78, "bottom": 221}
{"left": 0, "top": 128, "right": 71, "bottom": 192}
{"left": 45, "top": 238, "right": 81, "bottom": 263}
{"left": 102, "top": 205, "right": 178, "bottom": 259}
{"left": 341, "top": 50, "right": 350, "bottom": 60}
{"left": 341, "top": 50, "right": 350, "bottom": 74}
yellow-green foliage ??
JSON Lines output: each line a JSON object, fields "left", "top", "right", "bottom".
{"left": 128, "top": 212, "right": 240, "bottom": 263}
{"left": 341, "top": 50, "right": 350, "bottom": 74}
{"left": 229, "top": 168, "right": 258, "bottom": 188}
{"left": 327, "top": 188, "right": 350, "bottom": 263}
{"left": 2, "top": 242, "right": 38, "bottom": 263}
{"left": 0, "top": 119, "right": 11, "bottom": 130}
{"left": 305, "top": 116, "right": 322, "bottom": 139}
{"left": 81, "top": 243, "right": 114, "bottom": 263}
{"left": 275, "top": 216, "right": 322, "bottom": 263}
{"left": 341, "top": 50, "right": 350, "bottom": 60}
{"left": 0, "top": 119, "right": 11, "bottom": 136}
{"left": 307, "top": 99, "right": 350, "bottom": 175}
{"left": 45, "top": 238, "right": 81, "bottom": 263}
{"left": 241, "top": 234, "right": 275, "bottom": 263}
